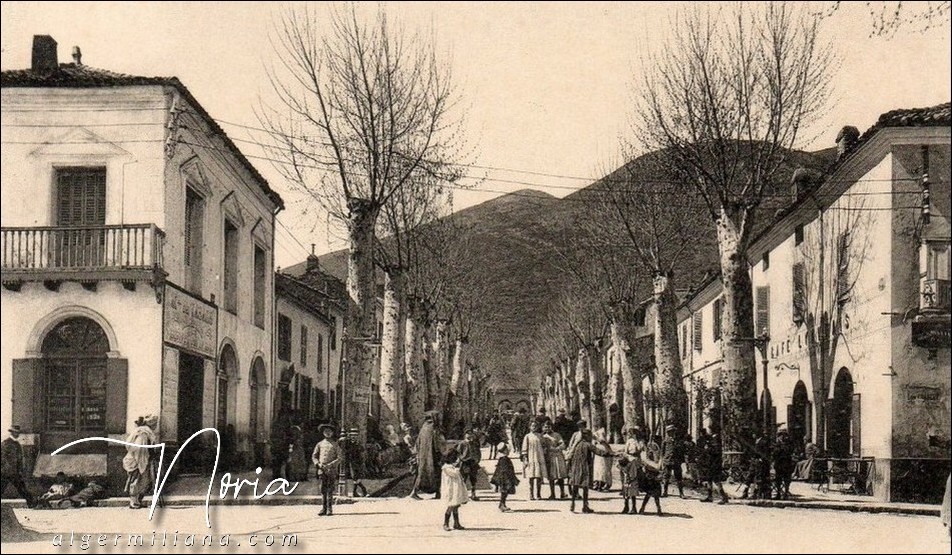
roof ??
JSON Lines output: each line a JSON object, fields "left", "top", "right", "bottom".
{"left": 1, "top": 63, "right": 284, "bottom": 210}
{"left": 275, "top": 272, "right": 346, "bottom": 323}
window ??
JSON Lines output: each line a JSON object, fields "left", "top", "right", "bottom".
{"left": 317, "top": 334, "right": 324, "bottom": 374}
{"left": 693, "top": 311, "right": 703, "bottom": 352}
{"left": 55, "top": 167, "right": 107, "bottom": 268}
{"left": 184, "top": 188, "right": 205, "bottom": 295}
{"left": 42, "top": 317, "right": 109, "bottom": 433}
{"left": 253, "top": 245, "right": 267, "bottom": 328}
{"left": 926, "top": 241, "right": 950, "bottom": 281}
{"left": 633, "top": 306, "right": 647, "bottom": 327}
{"left": 278, "top": 314, "right": 292, "bottom": 362}
{"left": 792, "top": 262, "right": 806, "bottom": 325}
{"left": 756, "top": 286, "right": 771, "bottom": 336}
{"left": 795, "top": 225, "right": 804, "bottom": 246}
{"left": 330, "top": 317, "right": 337, "bottom": 350}
{"left": 713, "top": 297, "right": 724, "bottom": 342}
{"left": 762, "top": 252, "right": 770, "bottom": 271}
{"left": 300, "top": 325, "right": 308, "bottom": 366}
{"left": 223, "top": 220, "right": 239, "bottom": 314}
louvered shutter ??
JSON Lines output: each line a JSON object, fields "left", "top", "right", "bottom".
{"left": 793, "top": 263, "right": 806, "bottom": 325}
{"left": 693, "top": 311, "right": 703, "bottom": 352}
{"left": 756, "top": 286, "right": 770, "bottom": 336}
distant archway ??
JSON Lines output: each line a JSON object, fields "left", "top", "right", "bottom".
{"left": 788, "top": 381, "right": 811, "bottom": 453}
{"left": 829, "top": 368, "right": 855, "bottom": 457}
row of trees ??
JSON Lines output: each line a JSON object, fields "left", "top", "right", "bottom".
{"left": 532, "top": 3, "right": 835, "bottom": 451}
{"left": 260, "top": 4, "right": 487, "bottom": 444}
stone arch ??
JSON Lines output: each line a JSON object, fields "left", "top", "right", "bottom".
{"left": 217, "top": 340, "right": 240, "bottom": 434}
{"left": 27, "top": 305, "right": 120, "bottom": 357}
{"left": 497, "top": 399, "right": 513, "bottom": 412}
{"left": 829, "top": 367, "right": 855, "bottom": 458}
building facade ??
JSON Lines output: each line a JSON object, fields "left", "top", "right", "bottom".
{"left": 676, "top": 103, "right": 951, "bottom": 502}
{"left": 1, "top": 36, "right": 283, "bottom": 485}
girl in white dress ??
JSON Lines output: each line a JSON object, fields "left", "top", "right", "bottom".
{"left": 441, "top": 451, "right": 468, "bottom": 531}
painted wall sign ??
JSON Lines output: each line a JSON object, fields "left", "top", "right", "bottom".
{"left": 164, "top": 284, "right": 218, "bottom": 359}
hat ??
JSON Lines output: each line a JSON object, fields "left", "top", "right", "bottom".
{"left": 318, "top": 423, "right": 336, "bottom": 434}
{"left": 8, "top": 425, "right": 22, "bottom": 434}
{"left": 142, "top": 414, "right": 158, "bottom": 428}
{"left": 497, "top": 442, "right": 509, "bottom": 453}
{"left": 576, "top": 420, "right": 588, "bottom": 429}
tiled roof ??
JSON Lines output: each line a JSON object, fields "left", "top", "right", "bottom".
{"left": 1, "top": 63, "right": 284, "bottom": 210}
{"left": 276, "top": 270, "right": 347, "bottom": 318}
{"left": 869, "top": 102, "right": 952, "bottom": 133}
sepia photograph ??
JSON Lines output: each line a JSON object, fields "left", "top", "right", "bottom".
{"left": 1, "top": 1, "right": 950, "bottom": 553}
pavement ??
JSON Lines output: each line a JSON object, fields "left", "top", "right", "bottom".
{"left": 1, "top": 452, "right": 949, "bottom": 553}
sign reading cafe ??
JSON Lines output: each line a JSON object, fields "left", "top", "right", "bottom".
{"left": 164, "top": 284, "right": 218, "bottom": 359}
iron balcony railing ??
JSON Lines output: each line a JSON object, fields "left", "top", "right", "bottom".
{"left": 1, "top": 224, "right": 165, "bottom": 276}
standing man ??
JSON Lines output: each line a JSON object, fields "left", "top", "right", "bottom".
{"left": 661, "top": 423, "right": 685, "bottom": 499}
{"left": 312, "top": 424, "right": 342, "bottom": 516}
{"left": 773, "top": 429, "right": 795, "bottom": 500}
{"left": 511, "top": 409, "right": 530, "bottom": 457}
{"left": 1, "top": 425, "right": 35, "bottom": 508}
{"left": 123, "top": 415, "right": 158, "bottom": 509}
{"left": 456, "top": 429, "right": 482, "bottom": 500}
{"left": 699, "top": 428, "right": 729, "bottom": 504}
{"left": 553, "top": 408, "right": 575, "bottom": 443}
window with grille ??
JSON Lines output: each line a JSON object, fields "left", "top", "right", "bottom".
{"left": 223, "top": 220, "right": 239, "bottom": 314}
{"left": 756, "top": 286, "right": 770, "bottom": 336}
{"left": 278, "top": 314, "right": 292, "bottom": 362}
{"left": 42, "top": 317, "right": 109, "bottom": 433}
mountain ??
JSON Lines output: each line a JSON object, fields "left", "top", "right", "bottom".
{"left": 289, "top": 147, "right": 836, "bottom": 391}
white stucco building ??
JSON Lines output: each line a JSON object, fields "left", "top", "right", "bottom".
{"left": 1, "top": 36, "right": 283, "bottom": 486}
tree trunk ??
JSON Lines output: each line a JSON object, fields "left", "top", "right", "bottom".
{"left": 576, "top": 348, "right": 592, "bottom": 425}
{"left": 611, "top": 310, "right": 646, "bottom": 431}
{"left": 344, "top": 197, "right": 379, "bottom": 448}
{"left": 379, "top": 268, "right": 405, "bottom": 432}
{"left": 404, "top": 296, "right": 426, "bottom": 428}
{"left": 586, "top": 342, "right": 607, "bottom": 431}
{"left": 446, "top": 338, "right": 467, "bottom": 435}
{"left": 564, "top": 356, "right": 578, "bottom": 417}
{"left": 431, "top": 320, "right": 450, "bottom": 417}
{"left": 716, "top": 213, "right": 758, "bottom": 453}
{"left": 654, "top": 273, "right": 688, "bottom": 433}
{"left": 605, "top": 346, "right": 622, "bottom": 417}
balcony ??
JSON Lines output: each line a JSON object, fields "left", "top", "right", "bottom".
{"left": 1, "top": 224, "right": 166, "bottom": 294}
{"left": 920, "top": 278, "right": 951, "bottom": 313}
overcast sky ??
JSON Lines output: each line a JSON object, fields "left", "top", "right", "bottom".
{"left": 2, "top": 1, "right": 950, "bottom": 267}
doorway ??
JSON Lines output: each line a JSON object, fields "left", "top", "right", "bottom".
{"left": 177, "top": 352, "right": 205, "bottom": 470}
{"left": 829, "top": 368, "right": 857, "bottom": 458}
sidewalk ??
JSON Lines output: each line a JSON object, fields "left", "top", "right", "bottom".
{"left": 729, "top": 480, "right": 941, "bottom": 516}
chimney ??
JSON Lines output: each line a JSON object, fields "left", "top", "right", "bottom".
{"left": 306, "top": 243, "right": 320, "bottom": 274}
{"left": 835, "top": 126, "right": 860, "bottom": 159}
{"left": 72, "top": 46, "right": 82, "bottom": 65}
{"left": 31, "top": 35, "right": 58, "bottom": 72}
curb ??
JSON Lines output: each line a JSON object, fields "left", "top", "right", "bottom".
{"left": 740, "top": 499, "right": 940, "bottom": 517}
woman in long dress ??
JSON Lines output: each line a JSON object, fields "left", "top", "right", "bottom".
{"left": 521, "top": 421, "right": 549, "bottom": 500}
{"left": 542, "top": 421, "right": 568, "bottom": 499}
{"left": 592, "top": 428, "right": 614, "bottom": 491}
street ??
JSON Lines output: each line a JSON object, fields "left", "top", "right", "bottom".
{"left": 3, "top": 456, "right": 949, "bottom": 554}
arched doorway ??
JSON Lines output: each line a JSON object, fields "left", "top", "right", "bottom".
{"left": 788, "top": 381, "right": 811, "bottom": 454}
{"left": 218, "top": 344, "right": 238, "bottom": 431}
{"left": 41, "top": 317, "right": 111, "bottom": 450}
{"left": 249, "top": 357, "right": 267, "bottom": 467}
{"left": 829, "top": 368, "right": 856, "bottom": 458}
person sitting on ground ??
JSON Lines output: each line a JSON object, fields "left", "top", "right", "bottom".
{"left": 36, "top": 472, "right": 74, "bottom": 508}
{"left": 66, "top": 480, "right": 107, "bottom": 508}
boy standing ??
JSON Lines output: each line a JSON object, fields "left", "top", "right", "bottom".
{"left": 312, "top": 424, "right": 342, "bottom": 516}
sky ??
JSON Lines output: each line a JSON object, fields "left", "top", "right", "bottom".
{"left": 2, "top": 1, "right": 950, "bottom": 268}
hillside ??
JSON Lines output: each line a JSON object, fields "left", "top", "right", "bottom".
{"left": 291, "top": 146, "right": 836, "bottom": 391}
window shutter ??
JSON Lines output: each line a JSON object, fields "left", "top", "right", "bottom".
{"left": 713, "top": 298, "right": 723, "bottom": 342}
{"left": 693, "top": 311, "right": 703, "bottom": 352}
{"left": 792, "top": 263, "right": 805, "bottom": 325}
{"left": 105, "top": 358, "right": 129, "bottom": 435}
{"left": 837, "top": 232, "right": 851, "bottom": 304}
{"left": 756, "top": 286, "right": 770, "bottom": 336}
{"left": 12, "top": 359, "right": 41, "bottom": 432}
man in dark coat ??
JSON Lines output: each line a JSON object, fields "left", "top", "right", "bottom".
{"left": 410, "top": 413, "right": 445, "bottom": 499}
{"left": 553, "top": 408, "right": 575, "bottom": 442}
{"left": 511, "top": 409, "right": 530, "bottom": 456}
{"left": 1, "top": 425, "right": 35, "bottom": 507}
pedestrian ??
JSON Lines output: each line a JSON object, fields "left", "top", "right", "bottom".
{"left": 521, "top": 421, "right": 549, "bottom": 500}
{"left": 270, "top": 410, "right": 292, "bottom": 481}
{"left": 1, "top": 425, "right": 36, "bottom": 508}
{"left": 565, "top": 419, "right": 588, "bottom": 454}
{"left": 773, "top": 429, "right": 795, "bottom": 500}
{"left": 553, "top": 408, "right": 575, "bottom": 443}
{"left": 410, "top": 412, "right": 445, "bottom": 500}
{"left": 744, "top": 429, "right": 772, "bottom": 499}
{"left": 490, "top": 443, "right": 518, "bottom": 512}
{"left": 620, "top": 427, "right": 645, "bottom": 514}
{"left": 122, "top": 415, "right": 158, "bottom": 510}
{"left": 311, "top": 424, "right": 342, "bottom": 516}
{"left": 565, "top": 428, "right": 610, "bottom": 513}
{"left": 542, "top": 421, "right": 569, "bottom": 499}
{"left": 287, "top": 425, "right": 309, "bottom": 482}
{"left": 535, "top": 407, "right": 552, "bottom": 428}
{"left": 511, "top": 409, "right": 530, "bottom": 457}
{"left": 683, "top": 433, "right": 699, "bottom": 489}
{"left": 661, "top": 424, "right": 685, "bottom": 498}
{"left": 698, "top": 428, "right": 729, "bottom": 504}
{"left": 456, "top": 429, "right": 482, "bottom": 501}
{"left": 441, "top": 451, "right": 468, "bottom": 531}
{"left": 637, "top": 437, "right": 664, "bottom": 515}
{"left": 592, "top": 428, "right": 614, "bottom": 491}
{"left": 486, "top": 415, "right": 506, "bottom": 459}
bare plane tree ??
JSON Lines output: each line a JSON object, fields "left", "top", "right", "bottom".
{"left": 260, "top": 4, "right": 465, "bottom": 446}
{"left": 634, "top": 2, "right": 835, "bottom": 451}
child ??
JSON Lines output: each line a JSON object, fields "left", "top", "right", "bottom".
{"left": 440, "top": 451, "right": 468, "bottom": 531}
{"left": 618, "top": 457, "right": 639, "bottom": 515}
{"left": 637, "top": 439, "right": 664, "bottom": 515}
{"left": 490, "top": 443, "right": 519, "bottom": 512}
{"left": 311, "top": 424, "right": 342, "bottom": 517}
